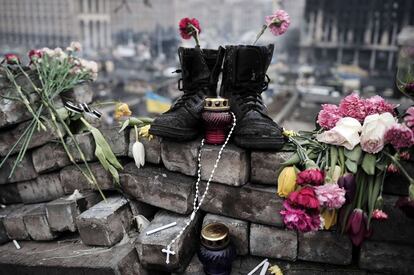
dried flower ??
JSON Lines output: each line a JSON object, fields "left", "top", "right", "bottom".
{"left": 2, "top": 53, "right": 20, "bottom": 65}
{"left": 139, "top": 125, "right": 153, "bottom": 140}
{"left": 287, "top": 186, "right": 319, "bottom": 210}
{"left": 277, "top": 166, "right": 297, "bottom": 198}
{"left": 114, "top": 103, "right": 132, "bottom": 120}
{"left": 346, "top": 209, "right": 373, "bottom": 246}
{"left": 280, "top": 201, "right": 321, "bottom": 232}
{"left": 282, "top": 129, "right": 297, "bottom": 138}
{"left": 385, "top": 123, "right": 414, "bottom": 149}
{"left": 296, "top": 169, "right": 325, "bottom": 186}
{"left": 372, "top": 209, "right": 388, "bottom": 220}
{"left": 314, "top": 184, "right": 346, "bottom": 209}
{"left": 132, "top": 141, "right": 145, "bottom": 169}
{"left": 317, "top": 104, "right": 343, "bottom": 129}
{"left": 339, "top": 93, "right": 367, "bottom": 122}
{"left": 337, "top": 173, "right": 356, "bottom": 203}
{"left": 268, "top": 264, "right": 283, "bottom": 275}
{"left": 265, "top": 10, "right": 290, "bottom": 36}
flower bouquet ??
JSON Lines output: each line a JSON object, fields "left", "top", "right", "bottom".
{"left": 280, "top": 93, "right": 414, "bottom": 246}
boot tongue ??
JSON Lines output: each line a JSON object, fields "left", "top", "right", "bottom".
{"left": 235, "top": 47, "right": 263, "bottom": 83}
{"left": 180, "top": 48, "right": 211, "bottom": 85}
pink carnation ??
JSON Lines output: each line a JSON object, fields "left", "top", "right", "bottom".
{"left": 384, "top": 123, "right": 414, "bottom": 149}
{"left": 317, "top": 104, "right": 342, "bottom": 129}
{"left": 265, "top": 10, "right": 290, "bottom": 36}
{"left": 338, "top": 93, "right": 367, "bottom": 122}
{"left": 404, "top": 106, "right": 414, "bottom": 130}
{"left": 314, "top": 184, "right": 346, "bottom": 209}
{"left": 280, "top": 201, "right": 321, "bottom": 232}
{"left": 364, "top": 96, "right": 395, "bottom": 116}
{"left": 372, "top": 209, "right": 388, "bottom": 220}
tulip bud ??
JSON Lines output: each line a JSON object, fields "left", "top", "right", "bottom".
{"left": 277, "top": 166, "right": 297, "bottom": 198}
{"left": 374, "top": 196, "right": 384, "bottom": 209}
{"left": 338, "top": 173, "right": 356, "bottom": 202}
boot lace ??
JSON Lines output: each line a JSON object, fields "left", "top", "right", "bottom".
{"left": 234, "top": 75, "right": 270, "bottom": 115}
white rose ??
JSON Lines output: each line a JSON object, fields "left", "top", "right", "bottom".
{"left": 360, "top": 112, "right": 395, "bottom": 154}
{"left": 316, "top": 117, "right": 362, "bottom": 150}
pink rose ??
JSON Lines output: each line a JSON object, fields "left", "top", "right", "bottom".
{"left": 360, "top": 113, "right": 395, "bottom": 154}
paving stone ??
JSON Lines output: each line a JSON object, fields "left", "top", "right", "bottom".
{"left": 17, "top": 172, "right": 64, "bottom": 203}
{"left": 250, "top": 223, "right": 297, "bottom": 261}
{"left": 250, "top": 151, "right": 292, "bottom": 185}
{"left": 76, "top": 196, "right": 132, "bottom": 247}
{"left": 359, "top": 241, "right": 414, "bottom": 274}
{"left": 0, "top": 95, "right": 35, "bottom": 129}
{"left": 3, "top": 204, "right": 40, "bottom": 240}
{"left": 371, "top": 195, "right": 414, "bottom": 245}
{"left": 101, "top": 127, "right": 129, "bottom": 157}
{"left": 0, "top": 236, "right": 142, "bottom": 275}
{"left": 129, "top": 129, "right": 162, "bottom": 164}
{"left": 0, "top": 153, "right": 38, "bottom": 184}
{"left": 136, "top": 210, "right": 202, "bottom": 272}
{"left": 161, "top": 139, "right": 200, "bottom": 176}
{"left": 200, "top": 144, "right": 249, "bottom": 186}
{"left": 0, "top": 120, "right": 61, "bottom": 157}
{"left": 203, "top": 213, "right": 249, "bottom": 255}
{"left": 298, "top": 231, "right": 352, "bottom": 265}
{"left": 172, "top": 255, "right": 204, "bottom": 275}
{"left": 0, "top": 204, "right": 23, "bottom": 244}
{"left": 66, "top": 132, "right": 96, "bottom": 162}
{"left": 200, "top": 182, "right": 284, "bottom": 226}
{"left": 121, "top": 163, "right": 195, "bottom": 214}
{"left": 0, "top": 183, "right": 22, "bottom": 204}
{"left": 23, "top": 204, "right": 58, "bottom": 241}
{"left": 31, "top": 142, "right": 71, "bottom": 173}
{"left": 60, "top": 162, "right": 115, "bottom": 193}
{"left": 46, "top": 192, "right": 102, "bottom": 232}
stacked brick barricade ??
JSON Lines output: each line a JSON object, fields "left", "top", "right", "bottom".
{"left": 0, "top": 87, "right": 413, "bottom": 274}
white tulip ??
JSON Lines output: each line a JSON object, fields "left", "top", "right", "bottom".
{"left": 132, "top": 141, "right": 145, "bottom": 168}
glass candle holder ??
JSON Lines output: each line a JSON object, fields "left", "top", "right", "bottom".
{"left": 201, "top": 98, "right": 232, "bottom": 145}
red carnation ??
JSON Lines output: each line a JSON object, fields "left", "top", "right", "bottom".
{"left": 1, "top": 53, "right": 20, "bottom": 65}
{"left": 297, "top": 169, "right": 325, "bottom": 186}
{"left": 28, "top": 49, "right": 43, "bottom": 62}
{"left": 179, "top": 17, "right": 201, "bottom": 40}
{"left": 287, "top": 186, "right": 319, "bottom": 210}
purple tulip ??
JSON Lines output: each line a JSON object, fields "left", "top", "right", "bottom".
{"left": 338, "top": 173, "right": 356, "bottom": 203}
{"left": 395, "top": 197, "right": 414, "bottom": 219}
{"left": 346, "top": 209, "right": 373, "bottom": 246}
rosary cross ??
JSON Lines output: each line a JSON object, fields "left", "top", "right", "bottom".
{"left": 161, "top": 245, "right": 175, "bottom": 264}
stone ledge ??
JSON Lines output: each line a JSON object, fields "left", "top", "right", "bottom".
{"left": 161, "top": 139, "right": 200, "bottom": 176}
{"left": 31, "top": 142, "right": 71, "bottom": 173}
{"left": 120, "top": 163, "right": 195, "bottom": 215}
{"left": 250, "top": 151, "right": 292, "bottom": 185}
{"left": 17, "top": 172, "right": 64, "bottom": 203}
{"left": 200, "top": 182, "right": 284, "bottom": 226}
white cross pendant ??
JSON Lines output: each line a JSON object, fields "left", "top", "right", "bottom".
{"left": 161, "top": 245, "right": 176, "bottom": 264}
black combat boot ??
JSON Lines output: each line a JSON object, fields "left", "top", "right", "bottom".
{"left": 220, "top": 45, "right": 285, "bottom": 150}
{"left": 149, "top": 47, "right": 225, "bottom": 140}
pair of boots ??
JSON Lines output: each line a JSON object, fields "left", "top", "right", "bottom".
{"left": 149, "top": 45, "right": 285, "bottom": 150}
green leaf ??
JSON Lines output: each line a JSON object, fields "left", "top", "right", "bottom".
{"left": 345, "top": 159, "right": 358, "bottom": 173}
{"left": 136, "top": 117, "right": 154, "bottom": 124}
{"left": 362, "top": 153, "right": 376, "bottom": 175}
{"left": 95, "top": 145, "right": 119, "bottom": 185}
{"left": 90, "top": 127, "right": 123, "bottom": 170}
{"left": 282, "top": 152, "right": 300, "bottom": 166}
{"left": 330, "top": 146, "right": 338, "bottom": 173}
{"left": 119, "top": 119, "right": 130, "bottom": 133}
{"left": 344, "top": 145, "right": 362, "bottom": 163}
{"left": 409, "top": 184, "right": 414, "bottom": 200}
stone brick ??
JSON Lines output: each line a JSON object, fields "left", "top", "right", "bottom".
{"left": 60, "top": 84, "right": 93, "bottom": 104}
{"left": 31, "top": 142, "right": 71, "bottom": 173}
{"left": 46, "top": 192, "right": 101, "bottom": 232}
{"left": 359, "top": 241, "right": 414, "bottom": 274}
{"left": 250, "top": 151, "right": 292, "bottom": 185}
{"left": 76, "top": 196, "right": 132, "bottom": 247}
{"left": 23, "top": 204, "right": 58, "bottom": 241}
{"left": 60, "top": 162, "right": 114, "bottom": 193}
{"left": 3, "top": 204, "right": 40, "bottom": 240}
{"left": 161, "top": 139, "right": 200, "bottom": 176}
{"left": 0, "top": 120, "right": 60, "bottom": 157}
{"left": 250, "top": 223, "right": 297, "bottom": 261}
{"left": 202, "top": 214, "right": 249, "bottom": 255}
{"left": 17, "top": 172, "right": 64, "bottom": 203}
{"left": 136, "top": 210, "right": 201, "bottom": 272}
{"left": 200, "top": 144, "right": 249, "bottom": 186}
{"left": 129, "top": 200, "right": 158, "bottom": 220}
{"left": 371, "top": 195, "right": 414, "bottom": 245}
{"left": 0, "top": 204, "right": 23, "bottom": 244}
{"left": 101, "top": 127, "right": 129, "bottom": 156}
{"left": 0, "top": 237, "right": 142, "bottom": 275}
{"left": 172, "top": 255, "right": 203, "bottom": 275}
{"left": 129, "top": 129, "right": 162, "bottom": 164}
{"left": 298, "top": 231, "right": 352, "bottom": 265}
{"left": 200, "top": 182, "right": 284, "bottom": 226}
{"left": 0, "top": 96, "right": 34, "bottom": 129}
{"left": 121, "top": 163, "right": 195, "bottom": 214}
{"left": 0, "top": 153, "right": 38, "bottom": 184}
{"left": 66, "top": 132, "right": 96, "bottom": 162}
{"left": 0, "top": 183, "right": 22, "bottom": 204}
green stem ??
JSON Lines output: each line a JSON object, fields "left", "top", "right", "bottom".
{"left": 134, "top": 125, "right": 139, "bottom": 142}
{"left": 253, "top": 24, "right": 268, "bottom": 45}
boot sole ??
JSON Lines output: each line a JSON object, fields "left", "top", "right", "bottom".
{"left": 234, "top": 135, "right": 285, "bottom": 151}
{"left": 149, "top": 125, "right": 199, "bottom": 141}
